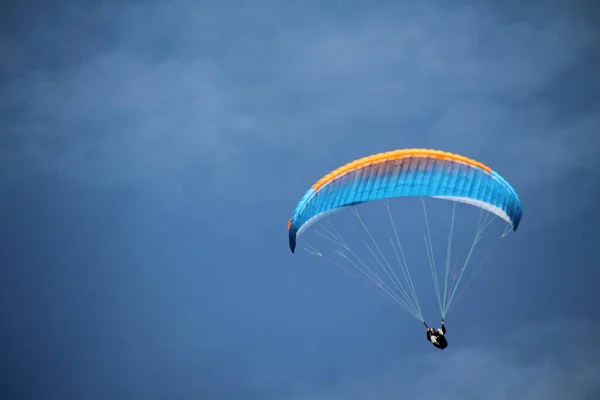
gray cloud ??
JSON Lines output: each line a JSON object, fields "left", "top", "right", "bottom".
{"left": 277, "top": 318, "right": 600, "bottom": 400}
{"left": 2, "top": 1, "right": 598, "bottom": 190}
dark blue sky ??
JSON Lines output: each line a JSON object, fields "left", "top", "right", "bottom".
{"left": 1, "top": 0, "right": 599, "bottom": 399}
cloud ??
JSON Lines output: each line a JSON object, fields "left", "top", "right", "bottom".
{"left": 1, "top": 0, "right": 597, "bottom": 192}
{"left": 275, "top": 317, "right": 600, "bottom": 400}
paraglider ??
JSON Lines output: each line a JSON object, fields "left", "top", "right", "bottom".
{"left": 426, "top": 320, "right": 447, "bottom": 350}
{"left": 286, "top": 148, "right": 523, "bottom": 348}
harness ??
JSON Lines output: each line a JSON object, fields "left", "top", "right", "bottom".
{"left": 425, "top": 322, "right": 447, "bottom": 349}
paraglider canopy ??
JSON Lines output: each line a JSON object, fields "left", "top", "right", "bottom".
{"left": 288, "top": 148, "right": 522, "bottom": 253}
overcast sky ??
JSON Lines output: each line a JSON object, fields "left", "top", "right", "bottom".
{"left": 1, "top": 0, "right": 600, "bottom": 399}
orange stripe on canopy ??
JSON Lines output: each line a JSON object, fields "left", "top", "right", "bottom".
{"left": 311, "top": 148, "right": 493, "bottom": 191}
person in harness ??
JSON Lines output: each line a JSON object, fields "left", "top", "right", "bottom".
{"left": 425, "top": 319, "right": 447, "bottom": 350}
